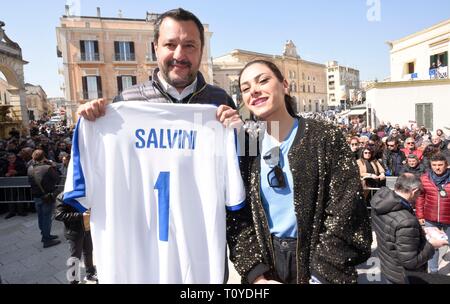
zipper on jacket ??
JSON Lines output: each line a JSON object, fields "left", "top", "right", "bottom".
{"left": 187, "top": 84, "right": 207, "bottom": 104}
{"left": 438, "top": 191, "right": 440, "bottom": 223}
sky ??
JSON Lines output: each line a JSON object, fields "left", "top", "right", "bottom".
{"left": 1, "top": 0, "right": 450, "bottom": 97}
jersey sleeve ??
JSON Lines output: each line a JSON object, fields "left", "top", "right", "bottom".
{"left": 62, "top": 118, "right": 93, "bottom": 212}
{"left": 224, "top": 128, "right": 246, "bottom": 211}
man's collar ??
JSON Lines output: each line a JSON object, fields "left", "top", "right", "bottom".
{"left": 156, "top": 71, "right": 198, "bottom": 101}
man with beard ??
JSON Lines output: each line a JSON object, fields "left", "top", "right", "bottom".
{"left": 78, "top": 8, "right": 239, "bottom": 126}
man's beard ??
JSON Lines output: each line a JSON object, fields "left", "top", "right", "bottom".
{"left": 160, "top": 59, "right": 197, "bottom": 88}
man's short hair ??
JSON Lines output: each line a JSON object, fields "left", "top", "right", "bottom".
{"left": 430, "top": 153, "right": 448, "bottom": 163}
{"left": 153, "top": 8, "right": 205, "bottom": 48}
{"left": 394, "top": 173, "right": 422, "bottom": 193}
{"left": 32, "top": 149, "right": 46, "bottom": 162}
{"left": 407, "top": 154, "right": 419, "bottom": 160}
{"left": 387, "top": 136, "right": 398, "bottom": 144}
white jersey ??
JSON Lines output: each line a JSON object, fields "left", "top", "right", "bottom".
{"left": 63, "top": 102, "right": 245, "bottom": 284}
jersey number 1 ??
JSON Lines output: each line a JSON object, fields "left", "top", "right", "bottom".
{"left": 154, "top": 172, "right": 170, "bottom": 242}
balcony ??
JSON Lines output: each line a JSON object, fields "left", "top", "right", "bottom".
{"left": 79, "top": 91, "right": 103, "bottom": 101}
{"left": 429, "top": 66, "right": 448, "bottom": 79}
{"left": 77, "top": 53, "right": 104, "bottom": 64}
{"left": 114, "top": 53, "right": 136, "bottom": 62}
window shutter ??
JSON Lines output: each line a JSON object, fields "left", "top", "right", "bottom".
{"left": 117, "top": 76, "right": 123, "bottom": 94}
{"left": 94, "top": 41, "right": 99, "bottom": 54}
{"left": 80, "top": 41, "right": 85, "bottom": 59}
{"left": 96, "top": 76, "right": 103, "bottom": 98}
{"left": 114, "top": 41, "right": 120, "bottom": 60}
{"left": 82, "top": 76, "right": 88, "bottom": 99}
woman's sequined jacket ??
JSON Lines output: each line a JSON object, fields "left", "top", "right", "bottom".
{"left": 227, "top": 116, "right": 372, "bottom": 284}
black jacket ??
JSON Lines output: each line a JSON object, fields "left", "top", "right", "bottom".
{"left": 114, "top": 69, "right": 236, "bottom": 108}
{"left": 54, "top": 195, "right": 85, "bottom": 240}
{"left": 370, "top": 187, "right": 435, "bottom": 284}
{"left": 227, "top": 117, "right": 372, "bottom": 284}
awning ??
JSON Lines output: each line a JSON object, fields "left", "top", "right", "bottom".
{"left": 346, "top": 109, "right": 367, "bottom": 116}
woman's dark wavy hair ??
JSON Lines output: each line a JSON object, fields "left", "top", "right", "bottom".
{"left": 238, "top": 59, "right": 296, "bottom": 118}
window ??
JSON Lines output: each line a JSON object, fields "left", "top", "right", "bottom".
{"left": 114, "top": 41, "right": 135, "bottom": 61}
{"left": 117, "top": 76, "right": 137, "bottom": 94}
{"left": 290, "top": 82, "right": 297, "bottom": 93}
{"left": 80, "top": 40, "right": 99, "bottom": 61}
{"left": 430, "top": 51, "right": 448, "bottom": 68}
{"left": 315, "top": 102, "right": 319, "bottom": 112}
{"left": 308, "top": 85, "right": 310, "bottom": 93}
{"left": 313, "top": 85, "right": 316, "bottom": 93}
{"left": 405, "top": 61, "right": 415, "bottom": 74}
{"left": 302, "top": 73, "right": 305, "bottom": 80}
{"left": 302, "top": 84, "right": 305, "bottom": 92}
{"left": 416, "top": 103, "right": 433, "bottom": 130}
{"left": 82, "top": 76, "right": 102, "bottom": 100}
{"left": 308, "top": 100, "right": 312, "bottom": 112}
{"left": 149, "top": 42, "right": 157, "bottom": 61}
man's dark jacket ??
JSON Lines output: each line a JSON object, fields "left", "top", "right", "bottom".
{"left": 371, "top": 187, "right": 434, "bottom": 284}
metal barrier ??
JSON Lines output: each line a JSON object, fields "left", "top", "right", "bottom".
{"left": 0, "top": 176, "right": 66, "bottom": 204}
{"left": 363, "top": 176, "right": 398, "bottom": 211}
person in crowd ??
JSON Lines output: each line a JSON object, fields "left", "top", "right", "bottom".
{"left": 55, "top": 195, "right": 97, "bottom": 284}
{"left": 1, "top": 153, "right": 28, "bottom": 219}
{"left": 399, "top": 154, "right": 425, "bottom": 177}
{"left": 436, "top": 129, "right": 447, "bottom": 141}
{"left": 371, "top": 173, "right": 448, "bottom": 284}
{"left": 431, "top": 135, "right": 448, "bottom": 153}
{"left": 401, "top": 137, "right": 423, "bottom": 161}
{"left": 357, "top": 147, "right": 386, "bottom": 203}
{"left": 225, "top": 59, "right": 372, "bottom": 284}
{"left": 422, "top": 144, "right": 439, "bottom": 171}
{"left": 416, "top": 153, "right": 450, "bottom": 274}
{"left": 27, "top": 149, "right": 61, "bottom": 248}
{"left": 357, "top": 147, "right": 386, "bottom": 187}
{"left": 382, "top": 137, "right": 406, "bottom": 176}
{"left": 349, "top": 136, "right": 360, "bottom": 160}
{"left": 369, "top": 134, "right": 384, "bottom": 160}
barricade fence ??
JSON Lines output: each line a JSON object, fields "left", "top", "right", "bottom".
{"left": 0, "top": 176, "right": 66, "bottom": 204}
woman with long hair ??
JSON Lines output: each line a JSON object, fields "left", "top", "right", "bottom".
{"left": 218, "top": 60, "right": 372, "bottom": 284}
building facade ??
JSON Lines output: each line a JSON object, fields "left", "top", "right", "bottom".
{"left": 0, "top": 77, "right": 11, "bottom": 105}
{"left": 213, "top": 40, "right": 327, "bottom": 116}
{"left": 56, "top": 7, "right": 214, "bottom": 121}
{"left": 326, "top": 61, "right": 360, "bottom": 109}
{"left": 366, "top": 79, "right": 450, "bottom": 131}
{"left": 25, "top": 83, "right": 50, "bottom": 121}
{"left": 388, "top": 18, "right": 449, "bottom": 82}
{"left": 366, "top": 18, "right": 450, "bottom": 131}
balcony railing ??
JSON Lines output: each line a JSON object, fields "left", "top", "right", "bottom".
{"left": 80, "top": 53, "right": 101, "bottom": 62}
{"left": 114, "top": 53, "right": 136, "bottom": 62}
{"left": 80, "top": 91, "right": 103, "bottom": 100}
{"left": 429, "top": 66, "right": 448, "bottom": 79}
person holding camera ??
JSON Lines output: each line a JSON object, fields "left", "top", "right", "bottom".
{"left": 27, "top": 149, "right": 61, "bottom": 248}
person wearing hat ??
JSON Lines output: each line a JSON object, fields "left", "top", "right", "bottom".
{"left": 400, "top": 154, "right": 425, "bottom": 177}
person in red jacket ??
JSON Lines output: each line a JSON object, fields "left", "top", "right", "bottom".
{"left": 416, "top": 153, "right": 450, "bottom": 273}
{"left": 401, "top": 137, "right": 423, "bottom": 161}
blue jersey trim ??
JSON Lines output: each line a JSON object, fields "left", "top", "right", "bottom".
{"left": 226, "top": 200, "right": 246, "bottom": 211}
{"left": 62, "top": 119, "right": 87, "bottom": 212}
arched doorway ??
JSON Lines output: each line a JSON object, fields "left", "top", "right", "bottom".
{"left": 0, "top": 21, "right": 29, "bottom": 138}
